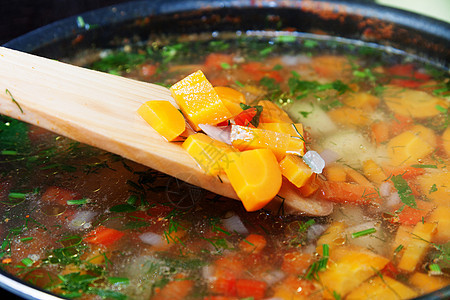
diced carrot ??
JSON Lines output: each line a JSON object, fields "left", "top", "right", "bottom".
{"left": 84, "top": 225, "right": 125, "bottom": 247}
{"left": 230, "top": 125, "right": 290, "bottom": 160}
{"left": 239, "top": 234, "right": 267, "bottom": 254}
{"left": 386, "top": 131, "right": 433, "bottom": 166}
{"left": 138, "top": 100, "right": 186, "bottom": 141}
{"left": 257, "top": 100, "right": 293, "bottom": 123}
{"left": 318, "top": 180, "right": 380, "bottom": 205}
{"left": 342, "top": 92, "right": 380, "bottom": 111}
{"left": 324, "top": 164, "right": 347, "bottom": 182}
{"left": 311, "top": 55, "right": 351, "bottom": 79}
{"left": 297, "top": 174, "right": 320, "bottom": 197}
{"left": 259, "top": 122, "right": 305, "bottom": 155}
{"left": 170, "top": 70, "right": 232, "bottom": 130}
{"left": 388, "top": 200, "right": 435, "bottom": 226}
{"left": 390, "top": 114, "right": 413, "bottom": 136}
{"left": 224, "top": 149, "right": 282, "bottom": 211}
{"left": 328, "top": 107, "right": 370, "bottom": 128}
{"left": 235, "top": 279, "right": 267, "bottom": 299}
{"left": 371, "top": 121, "right": 390, "bottom": 144}
{"left": 362, "top": 160, "right": 387, "bottom": 184}
{"left": 233, "top": 107, "right": 258, "bottom": 127}
{"left": 272, "top": 275, "right": 322, "bottom": 299}
{"left": 214, "top": 86, "right": 245, "bottom": 117}
{"left": 281, "top": 252, "right": 314, "bottom": 275}
{"left": 204, "top": 53, "right": 234, "bottom": 70}
{"left": 279, "top": 154, "right": 313, "bottom": 188}
{"left": 152, "top": 279, "right": 194, "bottom": 300}
{"left": 182, "top": 133, "right": 235, "bottom": 175}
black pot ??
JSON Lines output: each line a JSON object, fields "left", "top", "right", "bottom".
{"left": 1, "top": 1, "right": 449, "bottom": 299}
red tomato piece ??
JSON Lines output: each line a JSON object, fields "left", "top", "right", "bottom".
{"left": 84, "top": 225, "right": 125, "bottom": 247}
{"left": 381, "top": 261, "right": 400, "bottom": 278}
{"left": 318, "top": 181, "right": 381, "bottom": 205}
{"left": 233, "top": 107, "right": 258, "bottom": 127}
{"left": 235, "top": 279, "right": 267, "bottom": 299}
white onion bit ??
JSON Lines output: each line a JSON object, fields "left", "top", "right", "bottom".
{"left": 139, "top": 232, "right": 165, "bottom": 246}
{"left": 319, "top": 148, "right": 339, "bottom": 166}
{"left": 68, "top": 211, "right": 97, "bottom": 229}
{"left": 222, "top": 214, "right": 248, "bottom": 235}
{"left": 198, "top": 124, "right": 231, "bottom": 145}
{"left": 302, "top": 150, "right": 325, "bottom": 173}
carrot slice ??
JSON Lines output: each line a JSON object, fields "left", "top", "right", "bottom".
{"left": 279, "top": 154, "right": 313, "bottom": 188}
{"left": 239, "top": 234, "right": 267, "bottom": 254}
{"left": 215, "top": 86, "right": 245, "bottom": 117}
{"left": 257, "top": 100, "right": 293, "bottom": 123}
{"left": 224, "top": 149, "right": 282, "bottom": 211}
{"left": 230, "top": 125, "right": 290, "bottom": 160}
{"left": 137, "top": 100, "right": 185, "bottom": 141}
{"left": 170, "top": 70, "right": 232, "bottom": 130}
{"left": 235, "top": 279, "right": 267, "bottom": 299}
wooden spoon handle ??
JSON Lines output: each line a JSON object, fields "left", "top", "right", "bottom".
{"left": 0, "top": 46, "right": 237, "bottom": 199}
{"left": 0, "top": 47, "right": 333, "bottom": 216}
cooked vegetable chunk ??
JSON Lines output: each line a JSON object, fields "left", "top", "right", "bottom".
{"left": 137, "top": 100, "right": 186, "bottom": 141}
{"left": 224, "top": 149, "right": 282, "bottom": 211}
{"left": 170, "top": 70, "right": 232, "bottom": 130}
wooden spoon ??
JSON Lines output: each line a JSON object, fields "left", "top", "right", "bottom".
{"left": 0, "top": 46, "right": 333, "bottom": 216}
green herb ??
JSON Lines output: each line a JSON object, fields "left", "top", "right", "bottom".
{"left": 332, "top": 291, "right": 342, "bottom": 300}
{"left": 429, "top": 184, "right": 438, "bottom": 194}
{"left": 260, "top": 47, "right": 273, "bottom": 56}
{"left": 5, "top": 89, "right": 23, "bottom": 113}
{"left": 220, "top": 62, "right": 231, "bottom": 69}
{"left": 352, "top": 228, "right": 376, "bottom": 238}
{"left": 20, "top": 237, "right": 33, "bottom": 242}
{"left": 234, "top": 80, "right": 245, "bottom": 87}
{"left": 410, "top": 164, "right": 437, "bottom": 169}
{"left": 394, "top": 244, "right": 404, "bottom": 255}
{"left": 276, "top": 35, "right": 296, "bottom": 43}
{"left": 21, "top": 257, "right": 34, "bottom": 267}
{"left": 390, "top": 174, "right": 417, "bottom": 208}
{"left": 303, "top": 39, "right": 318, "bottom": 48}
{"left": 67, "top": 198, "right": 89, "bottom": 205}
{"left": 429, "top": 263, "right": 442, "bottom": 275}
{"left": 435, "top": 104, "right": 448, "bottom": 113}
{"left": 108, "top": 277, "right": 130, "bottom": 285}
{"left": 110, "top": 203, "right": 137, "bottom": 213}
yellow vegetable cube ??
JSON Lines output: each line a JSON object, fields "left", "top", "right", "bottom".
{"left": 417, "top": 171, "right": 450, "bottom": 206}
{"left": 320, "top": 246, "right": 389, "bottom": 298}
{"left": 258, "top": 100, "right": 293, "bottom": 123}
{"left": 316, "top": 221, "right": 347, "bottom": 255}
{"left": 137, "top": 100, "right": 185, "bottom": 141}
{"left": 346, "top": 275, "right": 418, "bottom": 300}
{"left": 387, "top": 131, "right": 433, "bottom": 166}
{"left": 230, "top": 125, "right": 290, "bottom": 160}
{"left": 259, "top": 122, "right": 305, "bottom": 155}
{"left": 224, "top": 149, "right": 282, "bottom": 211}
{"left": 398, "top": 222, "right": 437, "bottom": 272}
{"left": 279, "top": 155, "right": 313, "bottom": 188}
{"left": 427, "top": 206, "right": 450, "bottom": 244}
{"left": 170, "top": 70, "right": 232, "bottom": 131}
{"left": 362, "top": 159, "right": 387, "bottom": 184}
{"left": 214, "top": 86, "right": 245, "bottom": 117}
{"left": 182, "top": 133, "right": 235, "bottom": 175}
{"left": 410, "top": 272, "right": 450, "bottom": 294}
{"left": 342, "top": 92, "right": 380, "bottom": 111}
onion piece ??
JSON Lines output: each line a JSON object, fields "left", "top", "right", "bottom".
{"left": 198, "top": 124, "right": 231, "bottom": 145}
{"left": 139, "top": 232, "right": 165, "bottom": 246}
{"left": 302, "top": 150, "right": 325, "bottom": 174}
{"left": 319, "top": 148, "right": 339, "bottom": 166}
{"left": 68, "top": 211, "right": 97, "bottom": 229}
{"left": 222, "top": 213, "right": 248, "bottom": 235}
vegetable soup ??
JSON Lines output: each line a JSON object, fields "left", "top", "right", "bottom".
{"left": 1, "top": 34, "right": 449, "bottom": 299}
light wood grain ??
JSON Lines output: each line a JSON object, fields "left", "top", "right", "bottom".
{"left": 0, "top": 47, "right": 333, "bottom": 216}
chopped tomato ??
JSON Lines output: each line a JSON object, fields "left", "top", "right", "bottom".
{"left": 388, "top": 200, "right": 435, "bottom": 225}
{"left": 318, "top": 181, "right": 381, "bottom": 205}
{"left": 383, "top": 165, "right": 426, "bottom": 179}
{"left": 233, "top": 107, "right": 258, "bottom": 127}
{"left": 281, "top": 251, "right": 314, "bottom": 275}
{"left": 239, "top": 234, "right": 267, "bottom": 253}
{"left": 211, "top": 275, "right": 237, "bottom": 296}
{"left": 388, "top": 64, "right": 431, "bottom": 88}
{"left": 205, "top": 53, "right": 234, "bottom": 70}
{"left": 140, "top": 64, "right": 158, "bottom": 77}
{"left": 241, "top": 62, "right": 282, "bottom": 83}
{"left": 41, "top": 186, "right": 81, "bottom": 205}
{"left": 381, "top": 261, "right": 399, "bottom": 278}
{"left": 152, "top": 278, "right": 194, "bottom": 300}
{"left": 84, "top": 225, "right": 125, "bottom": 247}
{"left": 235, "top": 279, "right": 267, "bottom": 299}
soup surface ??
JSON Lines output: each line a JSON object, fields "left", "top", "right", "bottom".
{"left": 0, "top": 33, "right": 449, "bottom": 299}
